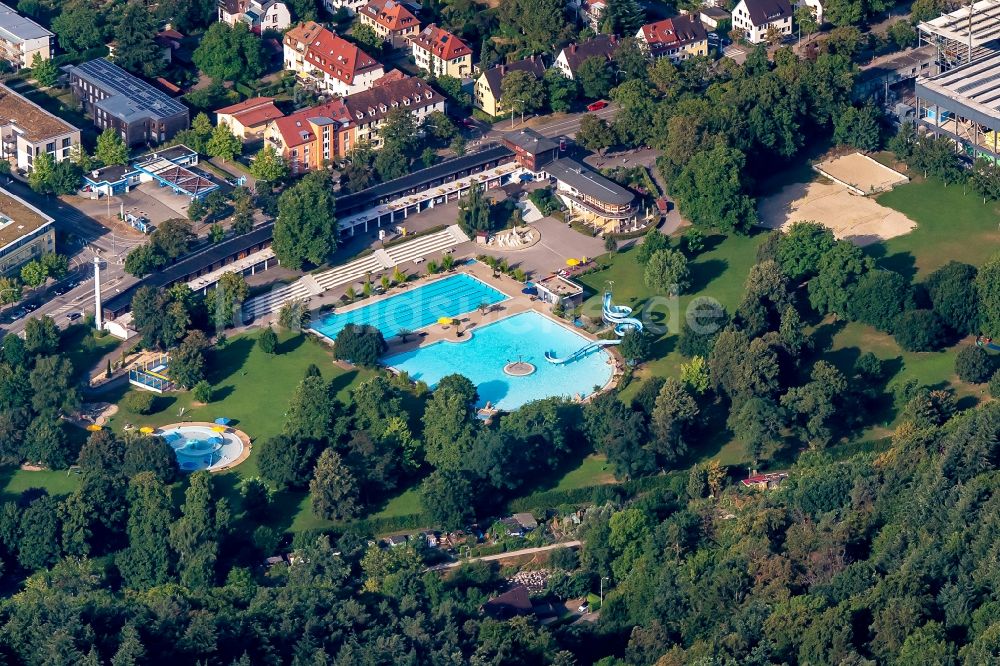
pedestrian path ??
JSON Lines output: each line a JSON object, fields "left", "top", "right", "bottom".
{"left": 242, "top": 225, "right": 469, "bottom": 320}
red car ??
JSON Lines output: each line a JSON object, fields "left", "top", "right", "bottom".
{"left": 586, "top": 100, "right": 609, "bottom": 111}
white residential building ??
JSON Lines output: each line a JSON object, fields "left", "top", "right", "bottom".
{"left": 218, "top": 0, "right": 291, "bottom": 33}
{"left": 0, "top": 2, "right": 52, "bottom": 69}
{"left": 731, "top": 0, "right": 793, "bottom": 43}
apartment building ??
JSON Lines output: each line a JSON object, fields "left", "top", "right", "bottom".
{"left": 474, "top": 56, "right": 546, "bottom": 117}
{"left": 0, "top": 187, "right": 55, "bottom": 276}
{"left": 215, "top": 97, "right": 284, "bottom": 141}
{"left": 0, "top": 2, "right": 52, "bottom": 69}
{"left": 218, "top": 0, "right": 291, "bottom": 33}
{"left": 732, "top": 0, "right": 793, "bottom": 44}
{"left": 264, "top": 75, "right": 444, "bottom": 172}
{"left": 357, "top": 0, "right": 420, "bottom": 48}
{"left": 67, "top": 59, "right": 190, "bottom": 146}
{"left": 409, "top": 24, "right": 472, "bottom": 78}
{"left": 0, "top": 84, "right": 81, "bottom": 173}
{"left": 636, "top": 15, "right": 708, "bottom": 62}
{"left": 283, "top": 21, "right": 385, "bottom": 96}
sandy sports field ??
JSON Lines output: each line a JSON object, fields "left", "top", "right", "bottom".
{"left": 814, "top": 152, "right": 909, "bottom": 195}
{"left": 758, "top": 178, "right": 917, "bottom": 246}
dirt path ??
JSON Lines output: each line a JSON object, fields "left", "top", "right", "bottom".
{"left": 430, "top": 540, "right": 582, "bottom": 570}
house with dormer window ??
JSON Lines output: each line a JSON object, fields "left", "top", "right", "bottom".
{"left": 731, "top": 0, "right": 793, "bottom": 44}
{"left": 283, "top": 21, "right": 385, "bottom": 96}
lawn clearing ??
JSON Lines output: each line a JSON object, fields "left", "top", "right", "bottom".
{"left": 874, "top": 177, "right": 1000, "bottom": 278}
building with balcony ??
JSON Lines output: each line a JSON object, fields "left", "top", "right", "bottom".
{"left": 358, "top": 0, "right": 420, "bottom": 48}
{"left": 0, "top": 2, "right": 51, "bottom": 69}
{"left": 544, "top": 158, "right": 638, "bottom": 231}
{"left": 283, "top": 21, "right": 385, "bottom": 96}
{"left": 67, "top": 58, "right": 190, "bottom": 146}
{"left": 264, "top": 74, "right": 444, "bottom": 172}
{"left": 475, "top": 56, "right": 546, "bottom": 118}
{"left": 0, "top": 83, "right": 81, "bottom": 173}
{"left": 0, "top": 187, "right": 55, "bottom": 276}
{"left": 915, "top": 51, "right": 1000, "bottom": 161}
{"left": 636, "top": 14, "right": 708, "bottom": 62}
{"left": 218, "top": 0, "right": 291, "bottom": 33}
{"left": 409, "top": 24, "right": 472, "bottom": 78}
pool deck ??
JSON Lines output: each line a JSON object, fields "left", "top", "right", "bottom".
{"left": 313, "top": 261, "right": 625, "bottom": 400}
{"left": 155, "top": 421, "right": 253, "bottom": 473}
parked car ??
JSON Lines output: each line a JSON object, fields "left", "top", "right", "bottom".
{"left": 23, "top": 302, "right": 39, "bottom": 313}
{"left": 586, "top": 100, "right": 608, "bottom": 112}
{"left": 66, "top": 312, "right": 82, "bottom": 322}
{"left": 578, "top": 603, "right": 589, "bottom": 613}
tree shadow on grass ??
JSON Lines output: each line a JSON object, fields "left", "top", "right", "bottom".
{"left": 700, "top": 233, "right": 727, "bottom": 254}
{"left": 277, "top": 334, "right": 306, "bottom": 355}
{"left": 874, "top": 250, "right": 917, "bottom": 282}
{"left": 688, "top": 258, "right": 729, "bottom": 293}
{"left": 810, "top": 319, "right": 847, "bottom": 355}
{"left": 649, "top": 333, "right": 676, "bottom": 360}
{"left": 263, "top": 489, "right": 305, "bottom": 535}
{"left": 151, "top": 394, "right": 177, "bottom": 415}
{"left": 210, "top": 336, "right": 255, "bottom": 383}
{"left": 211, "top": 385, "right": 236, "bottom": 403}
{"left": 328, "top": 369, "right": 359, "bottom": 399}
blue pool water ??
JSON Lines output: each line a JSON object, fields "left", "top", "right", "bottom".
{"left": 310, "top": 273, "right": 508, "bottom": 340}
{"left": 161, "top": 426, "right": 244, "bottom": 472}
{"left": 386, "top": 311, "right": 614, "bottom": 410}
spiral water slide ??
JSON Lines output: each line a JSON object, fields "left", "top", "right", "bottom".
{"left": 544, "top": 291, "right": 643, "bottom": 364}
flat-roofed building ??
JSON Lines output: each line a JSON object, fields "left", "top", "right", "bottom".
{"left": 0, "top": 83, "right": 81, "bottom": 173}
{"left": 544, "top": 157, "right": 638, "bottom": 231}
{"left": 918, "top": 0, "right": 1000, "bottom": 70}
{"left": 0, "top": 2, "right": 52, "bottom": 69}
{"left": 67, "top": 58, "right": 190, "bottom": 146}
{"left": 0, "top": 186, "right": 55, "bottom": 275}
{"left": 915, "top": 50, "right": 1000, "bottom": 160}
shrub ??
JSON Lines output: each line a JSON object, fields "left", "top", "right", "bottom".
{"left": 893, "top": 310, "right": 947, "bottom": 352}
{"left": 955, "top": 346, "right": 996, "bottom": 384}
{"left": 192, "top": 380, "right": 213, "bottom": 403}
{"left": 258, "top": 326, "right": 278, "bottom": 354}
{"left": 122, "top": 391, "right": 155, "bottom": 415}
{"left": 333, "top": 323, "right": 386, "bottom": 367}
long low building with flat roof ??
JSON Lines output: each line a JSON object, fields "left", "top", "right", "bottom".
{"left": 0, "top": 187, "right": 55, "bottom": 276}
{"left": 0, "top": 83, "right": 81, "bottom": 173}
{"left": 68, "top": 58, "right": 190, "bottom": 146}
{"left": 915, "top": 51, "right": 1000, "bottom": 160}
{"left": 543, "top": 158, "right": 638, "bottom": 231}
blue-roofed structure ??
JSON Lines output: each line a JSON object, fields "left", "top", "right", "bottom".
{"left": 83, "top": 144, "right": 219, "bottom": 199}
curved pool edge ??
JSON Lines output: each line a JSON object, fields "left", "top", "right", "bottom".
{"left": 154, "top": 421, "right": 252, "bottom": 473}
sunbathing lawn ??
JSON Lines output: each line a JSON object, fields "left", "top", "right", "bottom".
{"left": 578, "top": 233, "right": 767, "bottom": 402}
{"left": 874, "top": 177, "right": 1000, "bottom": 278}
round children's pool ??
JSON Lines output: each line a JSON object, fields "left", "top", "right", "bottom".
{"left": 157, "top": 424, "right": 248, "bottom": 472}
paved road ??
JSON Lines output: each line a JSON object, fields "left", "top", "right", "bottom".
{"left": 430, "top": 540, "right": 582, "bottom": 570}
{"left": 487, "top": 103, "right": 618, "bottom": 140}
{"left": 1, "top": 177, "right": 140, "bottom": 336}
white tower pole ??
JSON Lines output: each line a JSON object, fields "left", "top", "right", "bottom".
{"left": 93, "top": 256, "right": 102, "bottom": 331}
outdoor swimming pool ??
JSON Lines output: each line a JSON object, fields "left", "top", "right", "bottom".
{"left": 159, "top": 425, "right": 246, "bottom": 472}
{"left": 310, "top": 272, "right": 508, "bottom": 341}
{"left": 386, "top": 311, "right": 614, "bottom": 410}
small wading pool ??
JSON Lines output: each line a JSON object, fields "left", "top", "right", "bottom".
{"left": 159, "top": 425, "right": 246, "bottom": 472}
{"left": 386, "top": 311, "right": 615, "bottom": 410}
{"left": 309, "top": 273, "right": 508, "bottom": 341}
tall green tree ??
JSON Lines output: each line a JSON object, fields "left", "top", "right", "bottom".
{"left": 51, "top": 2, "right": 103, "bottom": 54}
{"left": 500, "top": 70, "right": 546, "bottom": 117}
{"left": 649, "top": 378, "right": 698, "bottom": 465}
{"left": 310, "top": 449, "right": 360, "bottom": 520}
{"left": 577, "top": 56, "right": 614, "bottom": 100}
{"left": 644, "top": 248, "right": 690, "bottom": 296}
{"left": 808, "top": 240, "right": 874, "bottom": 316}
{"left": 672, "top": 140, "right": 757, "bottom": 233}
{"left": 457, "top": 183, "right": 491, "bottom": 234}
{"left": 206, "top": 123, "right": 242, "bottom": 162}
{"left": 95, "top": 128, "right": 129, "bottom": 167}
{"left": 250, "top": 143, "right": 289, "bottom": 183}
{"left": 977, "top": 253, "right": 1000, "bottom": 336}
{"left": 114, "top": 1, "right": 163, "bottom": 77}
{"left": 169, "top": 471, "right": 228, "bottom": 588}
{"left": 117, "top": 472, "right": 174, "bottom": 588}
{"left": 274, "top": 171, "right": 337, "bottom": 269}
{"left": 193, "top": 23, "right": 264, "bottom": 83}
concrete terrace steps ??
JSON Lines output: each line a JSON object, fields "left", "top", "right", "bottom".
{"left": 241, "top": 226, "right": 469, "bottom": 320}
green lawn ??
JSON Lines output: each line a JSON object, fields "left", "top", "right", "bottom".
{"left": 549, "top": 454, "right": 616, "bottom": 491}
{"left": 578, "top": 233, "right": 766, "bottom": 401}
{"left": 874, "top": 177, "right": 1000, "bottom": 279}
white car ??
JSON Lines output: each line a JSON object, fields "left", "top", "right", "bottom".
{"left": 577, "top": 603, "right": 589, "bottom": 614}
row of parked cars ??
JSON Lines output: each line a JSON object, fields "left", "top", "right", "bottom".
{"left": 2, "top": 278, "right": 83, "bottom": 323}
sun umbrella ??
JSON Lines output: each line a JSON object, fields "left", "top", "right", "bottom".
{"left": 565, "top": 258, "right": 581, "bottom": 266}
{"left": 214, "top": 417, "right": 231, "bottom": 425}
{"left": 211, "top": 425, "right": 227, "bottom": 432}
{"left": 86, "top": 424, "right": 102, "bottom": 432}
{"left": 438, "top": 317, "right": 453, "bottom": 325}
{"left": 139, "top": 426, "right": 154, "bottom": 434}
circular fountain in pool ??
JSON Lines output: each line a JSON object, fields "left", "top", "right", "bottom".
{"left": 156, "top": 424, "right": 248, "bottom": 472}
